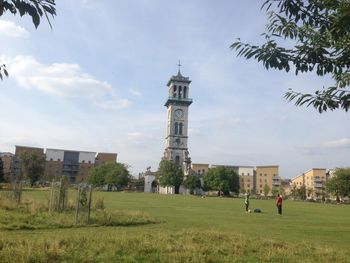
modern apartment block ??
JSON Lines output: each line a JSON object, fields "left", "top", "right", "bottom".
{"left": 238, "top": 166, "right": 255, "bottom": 194}
{"left": 44, "top": 149, "right": 97, "bottom": 182}
{"left": 95, "top": 153, "right": 118, "bottom": 165}
{"left": 291, "top": 174, "right": 304, "bottom": 188}
{"left": 14, "top": 146, "right": 118, "bottom": 183}
{"left": 0, "top": 152, "right": 21, "bottom": 182}
{"left": 253, "top": 165, "right": 280, "bottom": 195}
{"left": 291, "top": 168, "right": 327, "bottom": 199}
{"left": 211, "top": 164, "right": 239, "bottom": 175}
{"left": 15, "top": 145, "right": 44, "bottom": 157}
{"left": 281, "top": 179, "right": 292, "bottom": 196}
{"left": 191, "top": 163, "right": 279, "bottom": 195}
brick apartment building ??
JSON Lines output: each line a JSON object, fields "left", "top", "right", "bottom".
{"left": 2, "top": 145, "right": 118, "bottom": 183}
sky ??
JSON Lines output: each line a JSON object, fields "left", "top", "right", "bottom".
{"left": 0, "top": 0, "right": 349, "bottom": 179}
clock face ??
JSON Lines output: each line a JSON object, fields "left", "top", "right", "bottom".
{"left": 174, "top": 109, "right": 183, "bottom": 119}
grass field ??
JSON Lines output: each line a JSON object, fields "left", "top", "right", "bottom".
{"left": 1, "top": 190, "right": 350, "bottom": 262}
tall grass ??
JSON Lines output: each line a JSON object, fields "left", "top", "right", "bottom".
{"left": 0, "top": 192, "right": 158, "bottom": 230}
{"left": 0, "top": 230, "right": 348, "bottom": 262}
{"left": 1, "top": 190, "right": 349, "bottom": 262}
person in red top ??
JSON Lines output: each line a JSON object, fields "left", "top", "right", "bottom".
{"left": 276, "top": 194, "right": 283, "bottom": 215}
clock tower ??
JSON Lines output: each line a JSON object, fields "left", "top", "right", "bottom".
{"left": 163, "top": 66, "right": 192, "bottom": 173}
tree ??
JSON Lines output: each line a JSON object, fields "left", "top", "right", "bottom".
{"left": 307, "top": 187, "right": 314, "bottom": 198}
{"left": 88, "top": 162, "right": 131, "bottom": 191}
{"left": 231, "top": 0, "right": 350, "bottom": 113}
{"left": 157, "top": 160, "right": 184, "bottom": 194}
{"left": 263, "top": 184, "right": 271, "bottom": 197}
{"left": 290, "top": 185, "right": 298, "bottom": 199}
{"left": 0, "top": 0, "right": 56, "bottom": 80}
{"left": 297, "top": 185, "right": 307, "bottom": 200}
{"left": 130, "top": 177, "right": 145, "bottom": 189}
{"left": 204, "top": 166, "right": 240, "bottom": 196}
{"left": 326, "top": 168, "right": 350, "bottom": 201}
{"left": 183, "top": 172, "right": 201, "bottom": 195}
{"left": 271, "top": 186, "right": 279, "bottom": 197}
{"left": 20, "top": 151, "right": 45, "bottom": 186}
{"left": 0, "top": 65, "right": 8, "bottom": 80}
{"left": 0, "top": 157, "right": 5, "bottom": 183}
{"left": 0, "top": 0, "right": 56, "bottom": 28}
{"left": 279, "top": 186, "right": 286, "bottom": 197}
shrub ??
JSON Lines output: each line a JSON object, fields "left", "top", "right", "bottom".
{"left": 94, "top": 197, "right": 105, "bottom": 210}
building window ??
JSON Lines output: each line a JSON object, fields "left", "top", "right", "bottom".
{"left": 82, "top": 160, "right": 85, "bottom": 163}
{"left": 175, "top": 122, "right": 179, "bottom": 135}
{"left": 260, "top": 173, "right": 262, "bottom": 176}
{"left": 247, "top": 184, "right": 250, "bottom": 187}
{"left": 242, "top": 173, "right": 245, "bottom": 176}
{"left": 173, "top": 86, "right": 177, "bottom": 97}
{"left": 202, "top": 169, "right": 205, "bottom": 174}
{"left": 88, "top": 161, "right": 91, "bottom": 164}
{"left": 260, "top": 184, "right": 262, "bottom": 188}
{"left": 175, "top": 156, "right": 180, "bottom": 165}
{"left": 58, "top": 159, "right": 61, "bottom": 162}
{"left": 183, "top": 86, "right": 187, "bottom": 98}
{"left": 264, "top": 174, "right": 267, "bottom": 176}
{"left": 50, "top": 158, "right": 53, "bottom": 161}
{"left": 179, "top": 123, "right": 183, "bottom": 135}
{"left": 178, "top": 86, "right": 182, "bottom": 98}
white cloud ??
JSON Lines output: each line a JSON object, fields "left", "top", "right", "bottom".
{"left": 322, "top": 138, "right": 350, "bottom": 149}
{"left": 295, "top": 138, "right": 350, "bottom": 156}
{"left": 0, "top": 20, "right": 29, "bottom": 38}
{"left": 3, "top": 55, "right": 111, "bottom": 97}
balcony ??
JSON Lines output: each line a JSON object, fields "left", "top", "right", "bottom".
{"left": 272, "top": 175, "right": 281, "bottom": 186}
{"left": 165, "top": 97, "right": 193, "bottom": 107}
{"left": 62, "top": 164, "right": 79, "bottom": 172}
{"left": 313, "top": 176, "right": 324, "bottom": 183}
{"left": 313, "top": 183, "right": 323, "bottom": 188}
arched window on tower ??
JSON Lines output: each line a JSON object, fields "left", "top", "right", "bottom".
{"left": 174, "top": 122, "right": 179, "bottom": 135}
{"left": 178, "top": 86, "right": 182, "bottom": 98}
{"left": 175, "top": 156, "right": 180, "bottom": 165}
{"left": 183, "top": 86, "right": 187, "bottom": 98}
{"left": 173, "top": 86, "right": 177, "bottom": 98}
{"left": 179, "top": 123, "right": 183, "bottom": 135}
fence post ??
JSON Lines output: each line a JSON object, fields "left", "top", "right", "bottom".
{"left": 87, "top": 185, "right": 92, "bottom": 224}
{"left": 49, "top": 179, "right": 54, "bottom": 212}
{"left": 16, "top": 181, "right": 22, "bottom": 204}
{"left": 75, "top": 186, "right": 81, "bottom": 225}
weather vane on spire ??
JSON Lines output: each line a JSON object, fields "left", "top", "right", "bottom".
{"left": 177, "top": 60, "right": 182, "bottom": 73}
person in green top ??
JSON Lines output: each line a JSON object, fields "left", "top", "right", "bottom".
{"left": 244, "top": 193, "right": 250, "bottom": 212}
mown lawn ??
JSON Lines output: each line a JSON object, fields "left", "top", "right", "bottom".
{"left": 1, "top": 190, "right": 349, "bottom": 262}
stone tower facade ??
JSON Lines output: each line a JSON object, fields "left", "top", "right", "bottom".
{"left": 163, "top": 69, "right": 192, "bottom": 174}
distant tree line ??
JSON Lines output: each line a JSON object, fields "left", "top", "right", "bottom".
{"left": 156, "top": 160, "right": 240, "bottom": 195}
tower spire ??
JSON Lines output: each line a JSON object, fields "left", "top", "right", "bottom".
{"left": 177, "top": 60, "right": 182, "bottom": 75}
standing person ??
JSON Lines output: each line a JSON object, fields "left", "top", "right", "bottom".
{"left": 276, "top": 194, "right": 283, "bottom": 215}
{"left": 244, "top": 193, "right": 250, "bottom": 213}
